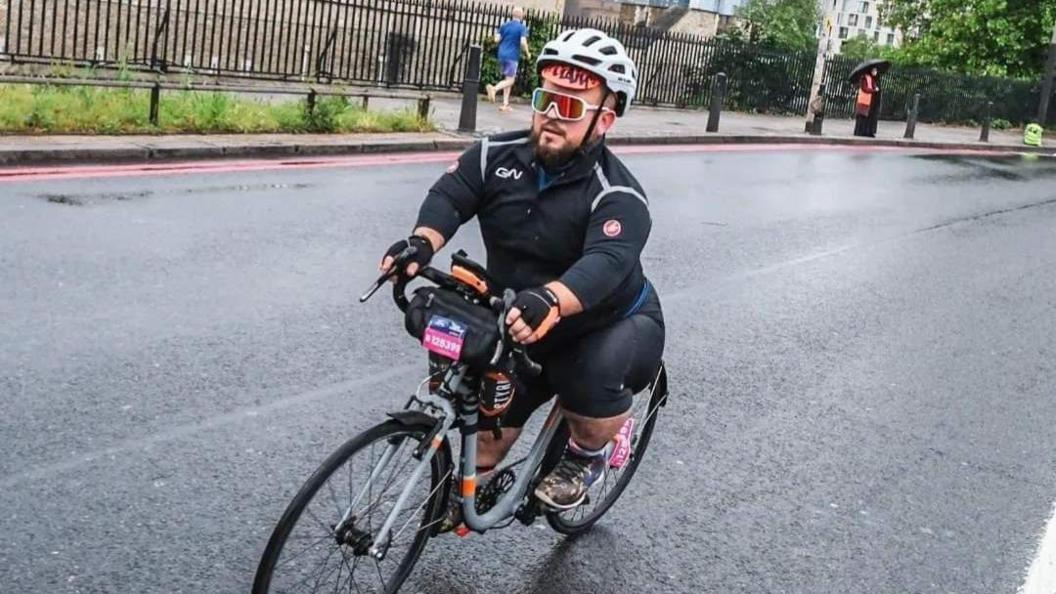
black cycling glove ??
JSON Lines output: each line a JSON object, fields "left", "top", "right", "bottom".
{"left": 510, "top": 286, "right": 561, "bottom": 342}
{"left": 383, "top": 235, "right": 435, "bottom": 276}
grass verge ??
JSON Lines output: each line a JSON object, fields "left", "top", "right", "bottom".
{"left": 0, "top": 84, "right": 434, "bottom": 134}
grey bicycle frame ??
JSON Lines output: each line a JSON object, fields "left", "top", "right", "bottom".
{"left": 360, "top": 363, "right": 563, "bottom": 559}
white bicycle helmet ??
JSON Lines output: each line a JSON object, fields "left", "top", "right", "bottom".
{"left": 536, "top": 28, "right": 638, "bottom": 117}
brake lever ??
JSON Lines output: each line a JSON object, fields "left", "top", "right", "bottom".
{"left": 513, "top": 348, "right": 542, "bottom": 377}
{"left": 488, "top": 288, "right": 543, "bottom": 377}
{"left": 359, "top": 246, "right": 417, "bottom": 303}
{"left": 489, "top": 289, "right": 518, "bottom": 366}
{"left": 359, "top": 271, "right": 394, "bottom": 303}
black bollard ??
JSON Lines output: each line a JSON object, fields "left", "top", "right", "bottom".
{"left": 458, "top": 45, "right": 482, "bottom": 133}
{"left": 904, "top": 93, "right": 920, "bottom": 139}
{"left": 706, "top": 72, "right": 727, "bottom": 133}
{"left": 149, "top": 83, "right": 161, "bottom": 126}
{"left": 980, "top": 100, "right": 993, "bottom": 142}
{"left": 307, "top": 90, "right": 317, "bottom": 116}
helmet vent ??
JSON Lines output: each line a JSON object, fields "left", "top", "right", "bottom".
{"left": 599, "top": 45, "right": 618, "bottom": 56}
{"left": 583, "top": 35, "right": 602, "bottom": 47}
{"left": 571, "top": 54, "right": 601, "bottom": 66}
{"left": 609, "top": 64, "right": 626, "bottom": 74}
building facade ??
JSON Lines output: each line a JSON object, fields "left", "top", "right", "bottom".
{"left": 823, "top": 0, "right": 903, "bottom": 53}
{"left": 516, "top": 0, "right": 746, "bottom": 37}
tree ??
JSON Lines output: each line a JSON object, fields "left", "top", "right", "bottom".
{"left": 737, "top": 0, "right": 821, "bottom": 53}
{"left": 883, "top": 0, "right": 1056, "bottom": 78}
{"left": 839, "top": 36, "right": 890, "bottom": 62}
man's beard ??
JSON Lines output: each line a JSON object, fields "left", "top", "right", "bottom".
{"left": 530, "top": 128, "right": 579, "bottom": 171}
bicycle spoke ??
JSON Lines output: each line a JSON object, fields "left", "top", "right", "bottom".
{"left": 304, "top": 506, "right": 335, "bottom": 537}
{"left": 325, "top": 473, "right": 344, "bottom": 518}
{"left": 390, "top": 468, "right": 450, "bottom": 544}
{"left": 337, "top": 547, "right": 357, "bottom": 594}
{"left": 332, "top": 553, "right": 345, "bottom": 594}
{"left": 353, "top": 441, "right": 421, "bottom": 527}
{"left": 351, "top": 556, "right": 364, "bottom": 594}
{"left": 366, "top": 442, "right": 377, "bottom": 537}
{"left": 363, "top": 441, "right": 418, "bottom": 510}
{"left": 276, "top": 533, "right": 334, "bottom": 569}
{"left": 348, "top": 451, "right": 356, "bottom": 510}
{"left": 286, "top": 533, "right": 338, "bottom": 543}
{"left": 373, "top": 558, "right": 387, "bottom": 591}
{"left": 309, "top": 546, "right": 343, "bottom": 594}
{"left": 284, "top": 543, "right": 339, "bottom": 593}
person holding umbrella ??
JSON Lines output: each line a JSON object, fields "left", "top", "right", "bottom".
{"left": 850, "top": 59, "right": 890, "bottom": 137}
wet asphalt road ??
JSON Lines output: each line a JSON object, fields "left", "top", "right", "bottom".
{"left": 2, "top": 146, "right": 1056, "bottom": 593}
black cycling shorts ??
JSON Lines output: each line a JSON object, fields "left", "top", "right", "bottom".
{"left": 500, "top": 293, "right": 665, "bottom": 427}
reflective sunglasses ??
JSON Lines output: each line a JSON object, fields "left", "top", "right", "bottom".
{"left": 531, "top": 88, "right": 611, "bottom": 121}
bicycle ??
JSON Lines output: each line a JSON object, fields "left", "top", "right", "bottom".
{"left": 252, "top": 248, "right": 669, "bottom": 593}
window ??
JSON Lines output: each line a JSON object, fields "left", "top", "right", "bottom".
{"left": 839, "top": 26, "right": 849, "bottom": 39}
{"left": 865, "top": 15, "right": 873, "bottom": 28}
{"left": 860, "top": 1, "right": 869, "bottom": 11}
{"left": 847, "top": 13, "right": 858, "bottom": 26}
{"left": 874, "top": 31, "right": 880, "bottom": 41}
{"left": 887, "top": 32, "right": 895, "bottom": 44}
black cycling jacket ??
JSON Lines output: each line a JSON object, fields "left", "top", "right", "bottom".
{"left": 415, "top": 129, "right": 660, "bottom": 340}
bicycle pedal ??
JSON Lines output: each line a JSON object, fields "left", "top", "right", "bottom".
{"left": 455, "top": 525, "right": 471, "bottom": 538}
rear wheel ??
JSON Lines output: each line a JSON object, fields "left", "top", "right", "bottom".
{"left": 253, "top": 419, "right": 451, "bottom": 593}
{"left": 545, "top": 366, "right": 667, "bottom": 535}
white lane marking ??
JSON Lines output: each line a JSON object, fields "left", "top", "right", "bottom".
{"left": 0, "top": 364, "right": 416, "bottom": 489}
{"left": 1019, "top": 500, "right": 1056, "bottom": 594}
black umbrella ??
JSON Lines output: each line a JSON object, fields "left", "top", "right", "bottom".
{"left": 848, "top": 59, "right": 891, "bottom": 83}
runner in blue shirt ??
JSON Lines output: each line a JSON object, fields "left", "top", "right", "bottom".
{"left": 486, "top": 7, "right": 530, "bottom": 113}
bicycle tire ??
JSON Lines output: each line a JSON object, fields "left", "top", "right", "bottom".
{"left": 253, "top": 419, "right": 451, "bottom": 594}
{"left": 544, "top": 381, "right": 666, "bottom": 535}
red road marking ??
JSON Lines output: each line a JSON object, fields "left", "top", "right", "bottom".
{"left": 0, "top": 143, "right": 1010, "bottom": 183}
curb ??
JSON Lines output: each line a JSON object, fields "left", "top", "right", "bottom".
{"left": 606, "top": 134, "right": 1056, "bottom": 155}
{"left": 0, "top": 133, "right": 1051, "bottom": 165}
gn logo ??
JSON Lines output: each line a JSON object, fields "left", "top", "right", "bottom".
{"left": 495, "top": 167, "right": 523, "bottom": 180}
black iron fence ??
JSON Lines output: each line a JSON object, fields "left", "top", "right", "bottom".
{"left": 822, "top": 54, "right": 1042, "bottom": 125}
{"left": 0, "top": 0, "right": 1047, "bottom": 124}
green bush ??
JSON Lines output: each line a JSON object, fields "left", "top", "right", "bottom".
{"left": 0, "top": 85, "right": 433, "bottom": 134}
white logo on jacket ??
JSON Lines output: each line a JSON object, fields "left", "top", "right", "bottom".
{"left": 495, "top": 167, "right": 523, "bottom": 180}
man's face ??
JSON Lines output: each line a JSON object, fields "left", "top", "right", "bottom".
{"left": 530, "top": 78, "right": 616, "bottom": 169}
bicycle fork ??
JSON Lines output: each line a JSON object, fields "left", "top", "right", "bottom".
{"left": 330, "top": 386, "right": 458, "bottom": 560}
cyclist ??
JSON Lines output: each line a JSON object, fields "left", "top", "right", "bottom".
{"left": 380, "top": 28, "right": 664, "bottom": 516}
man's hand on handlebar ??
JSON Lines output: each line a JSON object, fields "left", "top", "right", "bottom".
{"left": 505, "top": 286, "right": 561, "bottom": 345}
{"left": 380, "top": 236, "right": 434, "bottom": 278}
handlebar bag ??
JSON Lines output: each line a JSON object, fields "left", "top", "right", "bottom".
{"left": 404, "top": 287, "right": 501, "bottom": 368}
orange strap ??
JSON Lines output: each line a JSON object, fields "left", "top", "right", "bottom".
{"left": 527, "top": 307, "right": 560, "bottom": 342}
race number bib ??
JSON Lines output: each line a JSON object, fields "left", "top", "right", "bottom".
{"left": 422, "top": 315, "right": 466, "bottom": 361}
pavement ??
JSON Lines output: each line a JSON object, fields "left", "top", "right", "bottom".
{"left": 2, "top": 145, "right": 1056, "bottom": 593}
{"left": 0, "top": 93, "right": 1046, "bottom": 164}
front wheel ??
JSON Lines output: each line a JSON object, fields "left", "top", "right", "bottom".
{"left": 253, "top": 419, "right": 451, "bottom": 593}
{"left": 545, "top": 364, "right": 668, "bottom": 535}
